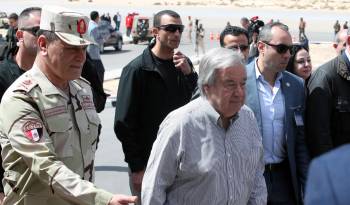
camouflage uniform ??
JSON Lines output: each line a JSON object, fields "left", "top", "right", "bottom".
{"left": 0, "top": 65, "right": 113, "bottom": 205}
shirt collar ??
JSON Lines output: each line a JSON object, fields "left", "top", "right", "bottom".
{"left": 345, "top": 49, "right": 350, "bottom": 62}
{"left": 30, "top": 65, "right": 71, "bottom": 100}
{"left": 255, "top": 58, "right": 283, "bottom": 82}
{"left": 200, "top": 97, "right": 239, "bottom": 129}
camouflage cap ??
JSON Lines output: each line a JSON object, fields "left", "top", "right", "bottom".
{"left": 40, "top": 5, "right": 93, "bottom": 46}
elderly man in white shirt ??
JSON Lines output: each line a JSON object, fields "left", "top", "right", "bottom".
{"left": 142, "top": 47, "right": 267, "bottom": 205}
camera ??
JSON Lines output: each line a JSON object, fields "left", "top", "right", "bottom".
{"left": 247, "top": 16, "right": 264, "bottom": 44}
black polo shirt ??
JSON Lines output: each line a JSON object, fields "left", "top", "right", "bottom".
{"left": 0, "top": 58, "right": 25, "bottom": 102}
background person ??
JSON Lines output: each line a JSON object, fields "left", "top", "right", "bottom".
{"left": 220, "top": 25, "right": 250, "bottom": 62}
{"left": 0, "top": 7, "right": 41, "bottom": 204}
{"left": 298, "top": 17, "right": 306, "bottom": 41}
{"left": 333, "top": 28, "right": 348, "bottom": 55}
{"left": 334, "top": 20, "right": 341, "bottom": 36}
{"left": 6, "top": 13, "right": 18, "bottom": 48}
{"left": 187, "top": 15, "right": 193, "bottom": 42}
{"left": 86, "top": 10, "right": 108, "bottom": 112}
{"left": 113, "top": 12, "right": 121, "bottom": 31}
{"left": 194, "top": 23, "right": 205, "bottom": 56}
{"left": 343, "top": 21, "right": 348, "bottom": 29}
{"left": 286, "top": 44, "right": 312, "bottom": 84}
{"left": 240, "top": 17, "right": 250, "bottom": 30}
{"left": 306, "top": 29, "right": 350, "bottom": 158}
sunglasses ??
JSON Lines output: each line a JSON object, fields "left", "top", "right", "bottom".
{"left": 20, "top": 26, "right": 40, "bottom": 36}
{"left": 227, "top": 44, "right": 249, "bottom": 51}
{"left": 158, "top": 24, "right": 185, "bottom": 33}
{"left": 262, "top": 41, "right": 292, "bottom": 54}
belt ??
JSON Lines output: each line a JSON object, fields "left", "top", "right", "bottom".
{"left": 265, "top": 160, "right": 288, "bottom": 172}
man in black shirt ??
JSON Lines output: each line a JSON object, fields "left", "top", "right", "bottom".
{"left": 114, "top": 10, "right": 197, "bottom": 205}
{"left": 0, "top": 7, "right": 41, "bottom": 203}
{"left": 0, "top": 8, "right": 41, "bottom": 100}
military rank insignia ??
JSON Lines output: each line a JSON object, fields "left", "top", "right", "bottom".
{"left": 81, "top": 95, "right": 95, "bottom": 110}
{"left": 22, "top": 120, "right": 43, "bottom": 142}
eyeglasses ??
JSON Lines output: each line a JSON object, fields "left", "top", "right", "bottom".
{"left": 158, "top": 24, "right": 184, "bottom": 33}
{"left": 20, "top": 26, "right": 40, "bottom": 36}
{"left": 262, "top": 41, "right": 292, "bottom": 54}
{"left": 227, "top": 44, "right": 249, "bottom": 51}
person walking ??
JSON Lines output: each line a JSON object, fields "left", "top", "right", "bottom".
{"left": 245, "top": 22, "right": 310, "bottom": 205}
{"left": 306, "top": 29, "right": 350, "bottom": 158}
{"left": 142, "top": 48, "right": 267, "bottom": 205}
{"left": 334, "top": 20, "right": 341, "bottom": 36}
{"left": 113, "top": 12, "right": 121, "bottom": 31}
{"left": 195, "top": 23, "right": 205, "bottom": 56}
{"left": 114, "top": 9, "right": 197, "bottom": 205}
{"left": 0, "top": 5, "right": 137, "bottom": 205}
{"left": 187, "top": 15, "right": 193, "bottom": 42}
{"left": 125, "top": 13, "right": 133, "bottom": 37}
{"left": 298, "top": 17, "right": 306, "bottom": 42}
{"left": 343, "top": 21, "right": 348, "bottom": 29}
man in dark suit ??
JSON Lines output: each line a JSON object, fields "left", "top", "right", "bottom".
{"left": 305, "top": 144, "right": 350, "bottom": 205}
{"left": 306, "top": 29, "right": 350, "bottom": 158}
{"left": 245, "top": 22, "right": 310, "bottom": 205}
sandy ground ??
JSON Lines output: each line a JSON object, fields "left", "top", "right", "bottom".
{"left": 73, "top": 0, "right": 350, "bottom": 10}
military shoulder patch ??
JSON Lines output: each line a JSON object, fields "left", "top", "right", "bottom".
{"left": 77, "top": 77, "right": 91, "bottom": 86}
{"left": 14, "top": 76, "right": 38, "bottom": 93}
{"left": 22, "top": 119, "right": 43, "bottom": 142}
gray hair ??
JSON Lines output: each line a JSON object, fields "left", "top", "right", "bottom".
{"left": 258, "top": 22, "right": 289, "bottom": 42}
{"left": 198, "top": 47, "right": 245, "bottom": 97}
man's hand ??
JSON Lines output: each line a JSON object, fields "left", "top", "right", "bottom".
{"left": 173, "top": 50, "right": 192, "bottom": 75}
{"left": 131, "top": 170, "right": 145, "bottom": 193}
{"left": 108, "top": 194, "right": 138, "bottom": 205}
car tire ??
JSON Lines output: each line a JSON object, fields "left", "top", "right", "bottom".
{"left": 115, "top": 38, "right": 123, "bottom": 51}
{"left": 133, "top": 38, "right": 139, "bottom": 44}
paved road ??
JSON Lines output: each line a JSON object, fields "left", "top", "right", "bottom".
{"left": 94, "top": 107, "right": 131, "bottom": 195}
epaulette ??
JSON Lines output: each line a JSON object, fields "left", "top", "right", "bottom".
{"left": 13, "top": 75, "right": 38, "bottom": 93}
{"left": 77, "top": 76, "right": 91, "bottom": 86}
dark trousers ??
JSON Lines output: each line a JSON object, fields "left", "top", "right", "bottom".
{"left": 127, "top": 28, "right": 132, "bottom": 37}
{"left": 264, "top": 160, "right": 297, "bottom": 205}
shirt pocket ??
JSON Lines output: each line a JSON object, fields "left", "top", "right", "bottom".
{"left": 335, "top": 97, "right": 350, "bottom": 133}
{"left": 3, "top": 170, "right": 21, "bottom": 195}
{"left": 46, "top": 114, "right": 73, "bottom": 158}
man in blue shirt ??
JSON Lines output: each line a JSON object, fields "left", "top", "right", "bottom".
{"left": 245, "top": 22, "right": 310, "bottom": 205}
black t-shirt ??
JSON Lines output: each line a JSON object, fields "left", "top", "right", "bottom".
{"left": 0, "top": 58, "right": 25, "bottom": 102}
{"left": 151, "top": 53, "right": 188, "bottom": 107}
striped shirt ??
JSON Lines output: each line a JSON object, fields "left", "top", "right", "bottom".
{"left": 142, "top": 97, "right": 267, "bottom": 205}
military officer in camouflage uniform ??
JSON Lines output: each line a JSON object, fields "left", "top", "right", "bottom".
{"left": 0, "top": 5, "right": 137, "bottom": 205}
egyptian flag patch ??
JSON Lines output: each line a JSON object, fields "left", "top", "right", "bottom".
{"left": 22, "top": 120, "right": 43, "bottom": 142}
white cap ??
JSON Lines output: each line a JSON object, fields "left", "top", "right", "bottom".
{"left": 40, "top": 5, "right": 93, "bottom": 46}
